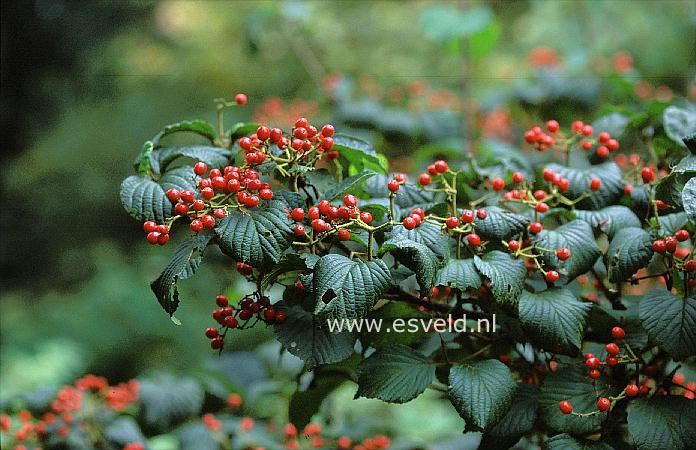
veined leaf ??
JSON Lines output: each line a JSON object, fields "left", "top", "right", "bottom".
{"left": 389, "top": 221, "right": 451, "bottom": 260}
{"left": 545, "top": 162, "right": 624, "bottom": 209}
{"left": 605, "top": 227, "right": 654, "bottom": 283}
{"left": 379, "top": 238, "right": 441, "bottom": 297}
{"left": 474, "top": 206, "right": 530, "bottom": 241}
{"left": 639, "top": 290, "right": 696, "bottom": 360}
{"left": 479, "top": 385, "right": 538, "bottom": 450}
{"left": 544, "top": 434, "right": 614, "bottom": 450}
{"left": 333, "top": 134, "right": 388, "bottom": 174}
{"left": 533, "top": 220, "right": 601, "bottom": 282}
{"left": 627, "top": 396, "right": 696, "bottom": 450}
{"left": 474, "top": 250, "right": 526, "bottom": 305}
{"left": 322, "top": 170, "right": 376, "bottom": 201}
{"left": 435, "top": 258, "right": 482, "bottom": 291}
{"left": 151, "top": 146, "right": 231, "bottom": 175}
{"left": 575, "top": 206, "right": 642, "bottom": 239}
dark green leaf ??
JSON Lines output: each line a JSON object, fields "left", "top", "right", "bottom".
{"left": 273, "top": 304, "right": 354, "bottom": 369}
{"left": 139, "top": 373, "right": 204, "bottom": 430}
{"left": 333, "top": 134, "right": 388, "bottom": 174}
{"left": 356, "top": 344, "right": 435, "bottom": 403}
{"left": 518, "top": 288, "right": 591, "bottom": 354}
{"left": 474, "top": 250, "right": 527, "bottom": 305}
{"left": 214, "top": 200, "right": 293, "bottom": 269}
{"left": 226, "top": 122, "right": 260, "bottom": 140}
{"left": 380, "top": 237, "right": 441, "bottom": 297}
{"left": 364, "top": 173, "right": 434, "bottom": 209}
{"left": 592, "top": 112, "right": 630, "bottom": 138}
{"left": 152, "top": 119, "right": 216, "bottom": 146}
{"left": 260, "top": 253, "right": 314, "bottom": 292}
{"left": 289, "top": 374, "right": 347, "bottom": 431}
{"left": 435, "top": 258, "right": 482, "bottom": 291}
{"left": 361, "top": 303, "right": 429, "bottom": 348}
{"left": 545, "top": 162, "right": 624, "bottom": 209}
{"left": 150, "top": 233, "right": 212, "bottom": 318}
{"left": 448, "top": 359, "right": 516, "bottom": 431}
{"left": 474, "top": 206, "right": 530, "bottom": 241}
{"left": 627, "top": 396, "right": 696, "bottom": 450}
{"left": 639, "top": 290, "right": 696, "bottom": 360}
{"left": 533, "top": 220, "right": 601, "bottom": 282}
{"left": 313, "top": 255, "right": 392, "bottom": 321}
{"left": 575, "top": 206, "right": 642, "bottom": 239}
{"left": 479, "top": 384, "right": 538, "bottom": 450}
{"left": 152, "top": 146, "right": 230, "bottom": 175}
{"left": 322, "top": 170, "right": 376, "bottom": 201}
{"left": 544, "top": 434, "right": 614, "bottom": 450}
{"left": 663, "top": 106, "right": 696, "bottom": 147}
{"left": 120, "top": 175, "right": 172, "bottom": 223}
{"left": 389, "top": 221, "right": 451, "bottom": 260}
{"left": 539, "top": 360, "right": 614, "bottom": 434}
{"left": 605, "top": 227, "right": 654, "bottom": 283}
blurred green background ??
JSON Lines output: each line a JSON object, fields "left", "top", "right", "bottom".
{"left": 1, "top": 0, "right": 694, "bottom": 443}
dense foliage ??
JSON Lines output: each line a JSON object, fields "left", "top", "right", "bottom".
{"left": 109, "top": 93, "right": 696, "bottom": 450}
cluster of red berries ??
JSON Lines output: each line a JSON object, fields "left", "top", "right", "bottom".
{"left": 1, "top": 375, "right": 140, "bottom": 449}
{"left": 523, "top": 120, "right": 619, "bottom": 159}
{"left": 441, "top": 209, "right": 488, "bottom": 245}
{"left": 418, "top": 159, "right": 449, "bottom": 186}
{"left": 243, "top": 119, "right": 337, "bottom": 159}
{"left": 403, "top": 207, "right": 429, "bottom": 230}
{"left": 492, "top": 171, "right": 525, "bottom": 192}
{"left": 289, "top": 195, "right": 373, "bottom": 241}
{"left": 205, "top": 294, "right": 286, "bottom": 350}
{"left": 387, "top": 173, "right": 407, "bottom": 192}
{"left": 652, "top": 229, "right": 690, "bottom": 254}
{"left": 142, "top": 221, "right": 170, "bottom": 245}
{"left": 559, "top": 327, "right": 632, "bottom": 415}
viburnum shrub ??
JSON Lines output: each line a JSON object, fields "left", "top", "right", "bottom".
{"left": 119, "top": 94, "right": 696, "bottom": 449}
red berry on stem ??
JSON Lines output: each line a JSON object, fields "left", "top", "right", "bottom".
{"left": 146, "top": 231, "right": 160, "bottom": 244}
{"left": 545, "top": 270, "right": 559, "bottom": 283}
{"left": 625, "top": 384, "right": 639, "bottom": 397}
{"left": 320, "top": 124, "right": 335, "bottom": 137}
{"left": 508, "top": 240, "right": 520, "bottom": 252}
{"left": 143, "top": 221, "right": 158, "bottom": 233}
{"left": 446, "top": 217, "right": 459, "bottom": 229}
{"left": 546, "top": 120, "right": 559, "bottom": 133}
{"left": 388, "top": 179, "right": 400, "bottom": 192}
{"left": 641, "top": 167, "right": 655, "bottom": 183}
{"left": 190, "top": 219, "right": 203, "bottom": 232}
{"left": 605, "top": 342, "right": 620, "bottom": 355}
{"left": 467, "top": 233, "right": 481, "bottom": 246}
{"left": 559, "top": 400, "right": 573, "bottom": 414}
{"left": 675, "top": 229, "right": 690, "bottom": 241}
{"left": 294, "top": 117, "right": 309, "bottom": 129}
{"left": 556, "top": 247, "right": 571, "bottom": 260}
{"left": 420, "top": 173, "right": 432, "bottom": 186}
{"left": 512, "top": 172, "right": 524, "bottom": 183}
{"left": 585, "top": 357, "right": 601, "bottom": 370}
{"left": 535, "top": 202, "right": 549, "bottom": 213}
{"left": 476, "top": 209, "right": 487, "bottom": 220}
{"left": 360, "top": 211, "right": 373, "bottom": 224}
{"left": 652, "top": 240, "right": 666, "bottom": 253}
{"left": 588, "top": 369, "right": 601, "bottom": 379}
{"left": 492, "top": 177, "right": 505, "bottom": 191}
{"left": 234, "top": 93, "right": 247, "bottom": 105}
{"left": 403, "top": 216, "right": 417, "bottom": 230}
{"left": 434, "top": 160, "right": 448, "bottom": 173}
{"left": 529, "top": 222, "right": 543, "bottom": 234}
{"left": 194, "top": 162, "right": 208, "bottom": 176}
{"left": 590, "top": 178, "right": 601, "bottom": 191}
{"left": 223, "top": 316, "right": 238, "bottom": 328}
{"left": 597, "top": 397, "right": 611, "bottom": 412}
{"left": 205, "top": 327, "right": 218, "bottom": 339}
{"left": 461, "top": 210, "right": 475, "bottom": 223}
{"left": 337, "top": 229, "right": 351, "bottom": 241}
{"left": 211, "top": 337, "right": 224, "bottom": 349}
{"left": 611, "top": 326, "right": 625, "bottom": 340}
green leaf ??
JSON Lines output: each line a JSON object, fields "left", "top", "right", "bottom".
{"left": 545, "top": 162, "right": 624, "bottom": 209}
{"left": 474, "top": 251, "right": 526, "bottom": 305}
{"left": 663, "top": 106, "right": 696, "bottom": 147}
{"left": 120, "top": 175, "right": 172, "bottom": 223}
{"left": 136, "top": 141, "right": 154, "bottom": 176}
{"left": 226, "top": 122, "right": 260, "bottom": 140}
{"left": 289, "top": 374, "right": 347, "bottom": 431}
{"left": 322, "top": 170, "right": 376, "bottom": 201}
{"left": 139, "top": 373, "right": 204, "bottom": 430}
{"left": 259, "top": 253, "right": 314, "bottom": 292}
{"left": 539, "top": 360, "right": 613, "bottom": 434}
{"left": 379, "top": 238, "right": 441, "bottom": 297}
{"left": 658, "top": 212, "right": 689, "bottom": 236}
{"left": 683, "top": 177, "right": 696, "bottom": 220}
{"left": 474, "top": 206, "right": 530, "bottom": 241}
{"left": 333, "top": 134, "right": 388, "bottom": 174}
{"left": 214, "top": 200, "right": 293, "bottom": 269}
{"left": 389, "top": 221, "right": 451, "bottom": 260}
{"left": 152, "top": 119, "right": 216, "bottom": 146}
{"left": 533, "top": 220, "right": 601, "bottom": 282}
{"left": 364, "top": 173, "right": 434, "bottom": 209}
{"left": 639, "top": 290, "right": 696, "bottom": 360}
{"left": 157, "top": 166, "right": 199, "bottom": 193}
{"left": 592, "top": 112, "right": 630, "bottom": 138}
{"left": 469, "top": 19, "right": 500, "bottom": 62}
{"left": 355, "top": 344, "right": 435, "bottom": 403}
{"left": 605, "top": 227, "right": 654, "bottom": 283}
{"left": 544, "top": 434, "right": 614, "bottom": 450}
{"left": 627, "top": 396, "right": 696, "bottom": 450}
{"left": 435, "top": 258, "right": 482, "bottom": 291}
{"left": 150, "top": 233, "right": 212, "bottom": 318}
{"left": 448, "top": 359, "right": 516, "bottom": 431}
{"left": 518, "top": 288, "right": 591, "bottom": 354}
{"left": 151, "top": 146, "right": 231, "bottom": 175}
{"left": 575, "top": 206, "right": 642, "bottom": 239}
{"left": 273, "top": 304, "right": 354, "bottom": 369}
{"left": 313, "top": 255, "right": 392, "bottom": 321}
{"left": 479, "top": 384, "right": 538, "bottom": 450}
{"left": 421, "top": 5, "right": 493, "bottom": 42}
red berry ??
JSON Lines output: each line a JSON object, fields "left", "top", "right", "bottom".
{"left": 675, "top": 229, "right": 690, "bottom": 241}
{"left": 293, "top": 127, "right": 308, "bottom": 139}
{"left": 321, "top": 136, "right": 334, "bottom": 150}
{"left": 492, "top": 177, "right": 505, "bottom": 191}
{"left": 534, "top": 190, "right": 546, "bottom": 200}
{"left": 223, "top": 316, "right": 238, "bottom": 329}
{"left": 244, "top": 195, "right": 260, "bottom": 208}
{"left": 535, "top": 202, "right": 549, "bottom": 213}
{"left": 320, "top": 124, "right": 335, "bottom": 137}
{"left": 545, "top": 270, "right": 559, "bottom": 283}
{"left": 529, "top": 222, "right": 543, "bottom": 234}
{"left": 467, "top": 233, "right": 481, "bottom": 246}
{"left": 641, "top": 167, "right": 655, "bottom": 183}
{"left": 388, "top": 179, "right": 400, "bottom": 192}
{"left": 174, "top": 202, "right": 189, "bottom": 216}
{"left": 624, "top": 184, "right": 633, "bottom": 196}
{"left": 293, "top": 224, "right": 305, "bottom": 236}
{"left": 512, "top": 172, "right": 524, "bottom": 184}
{"left": 360, "top": 212, "right": 373, "bottom": 224}
{"left": 625, "top": 384, "right": 639, "bottom": 397}
{"left": 412, "top": 208, "right": 426, "bottom": 219}
{"left": 598, "top": 132, "right": 611, "bottom": 143}
{"left": 343, "top": 194, "right": 357, "bottom": 207}
{"left": 337, "top": 229, "right": 351, "bottom": 241}
{"left": 556, "top": 248, "right": 571, "bottom": 261}
{"left": 597, "top": 397, "right": 611, "bottom": 412}
{"left": 403, "top": 217, "right": 417, "bottom": 230}
{"left": 652, "top": 239, "right": 666, "bottom": 253}
{"left": 606, "top": 356, "right": 619, "bottom": 366}
{"left": 143, "top": 221, "right": 158, "bottom": 233}
{"left": 558, "top": 178, "right": 570, "bottom": 192}
{"left": 559, "top": 400, "right": 573, "bottom": 414}
{"left": 664, "top": 236, "right": 677, "bottom": 253}
{"left": 685, "top": 260, "right": 696, "bottom": 272}
{"left": 308, "top": 207, "right": 321, "bottom": 220}
{"left": 434, "top": 160, "right": 449, "bottom": 173}
{"left": 236, "top": 262, "right": 253, "bottom": 276}
{"left": 216, "top": 295, "right": 229, "bottom": 307}
{"left": 201, "top": 214, "right": 216, "bottom": 229}
{"left": 546, "top": 120, "right": 559, "bottom": 133}
{"left": 477, "top": 209, "right": 487, "bottom": 220}
{"left": 655, "top": 200, "right": 669, "bottom": 210}
{"left": 581, "top": 140, "right": 593, "bottom": 151}
{"left": 605, "top": 342, "right": 620, "bottom": 355}
{"left": 166, "top": 188, "right": 181, "bottom": 202}
{"left": 234, "top": 93, "right": 247, "bottom": 105}
{"left": 259, "top": 189, "right": 273, "bottom": 200}
{"left": 588, "top": 369, "right": 601, "bottom": 379}
{"left": 194, "top": 162, "right": 208, "bottom": 176}
{"left": 461, "top": 210, "right": 475, "bottom": 223}
{"left": 211, "top": 337, "right": 224, "bottom": 349}
{"left": 419, "top": 173, "right": 432, "bottom": 186}
{"left": 189, "top": 219, "right": 203, "bottom": 232}
{"left": 508, "top": 240, "right": 520, "bottom": 252}
{"left": 582, "top": 125, "right": 594, "bottom": 137}
{"left": 543, "top": 168, "right": 555, "bottom": 182}
{"left": 590, "top": 178, "right": 601, "bottom": 191}
{"left": 290, "top": 208, "right": 305, "bottom": 222}
{"left": 585, "top": 357, "right": 601, "bottom": 370}
{"left": 205, "top": 327, "right": 218, "bottom": 339}
{"left": 607, "top": 139, "right": 619, "bottom": 151}
{"left": 312, "top": 219, "right": 329, "bottom": 233}
{"left": 192, "top": 200, "right": 205, "bottom": 212}
{"left": 395, "top": 173, "right": 407, "bottom": 183}
{"left": 294, "top": 117, "right": 309, "bottom": 129}
{"left": 146, "top": 231, "right": 160, "bottom": 245}
{"left": 446, "top": 217, "right": 459, "bottom": 229}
